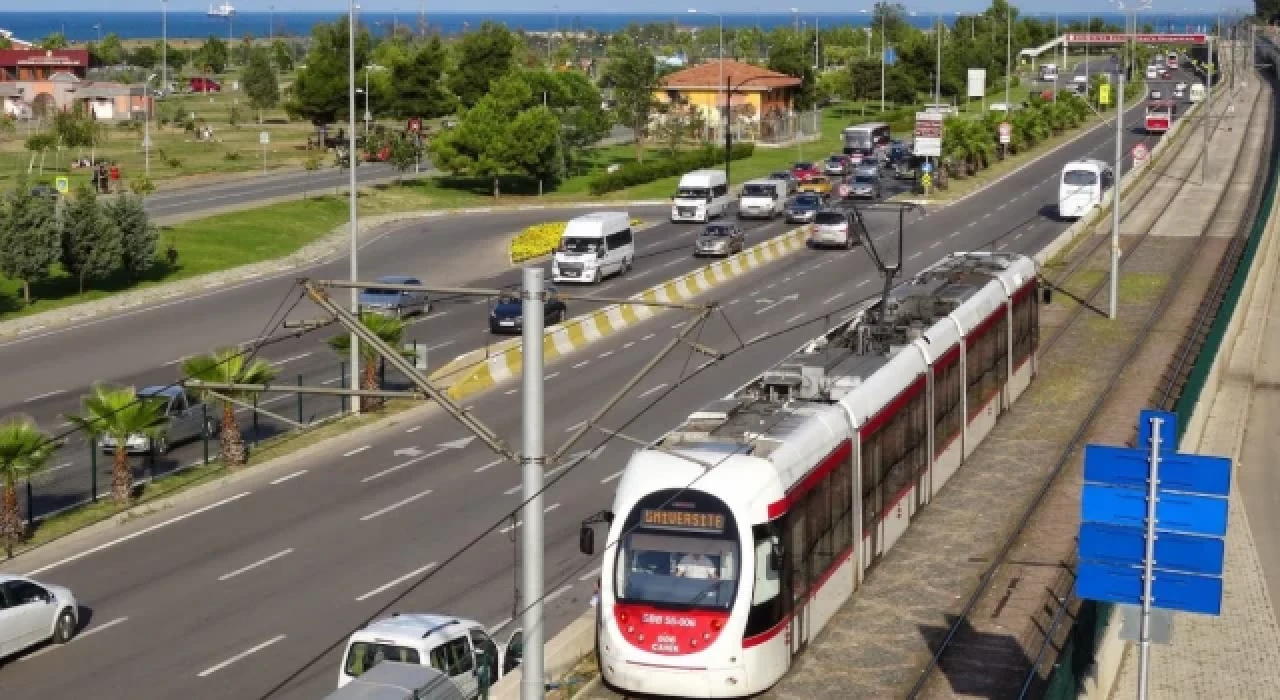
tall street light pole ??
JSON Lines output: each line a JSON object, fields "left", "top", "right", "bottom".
{"left": 1004, "top": 4, "right": 1011, "bottom": 111}
{"left": 880, "top": 9, "right": 886, "bottom": 111}
{"left": 348, "top": 1, "right": 361, "bottom": 415}
{"left": 689, "top": 8, "right": 724, "bottom": 146}
{"left": 934, "top": 13, "right": 942, "bottom": 107}
{"left": 161, "top": 0, "right": 167, "bottom": 94}
{"left": 519, "top": 265, "right": 546, "bottom": 700}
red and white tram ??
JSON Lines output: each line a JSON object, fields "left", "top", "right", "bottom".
{"left": 585, "top": 251, "right": 1040, "bottom": 698}
{"left": 1145, "top": 100, "right": 1175, "bottom": 134}
{"left": 1166, "top": 50, "right": 1180, "bottom": 69}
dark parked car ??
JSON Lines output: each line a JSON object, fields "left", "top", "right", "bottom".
{"left": 490, "top": 287, "right": 567, "bottom": 334}
{"left": 785, "top": 193, "right": 825, "bottom": 223}
{"left": 359, "top": 275, "right": 430, "bottom": 318}
{"left": 693, "top": 223, "right": 746, "bottom": 257}
{"left": 848, "top": 171, "right": 882, "bottom": 200}
{"left": 892, "top": 155, "right": 924, "bottom": 180}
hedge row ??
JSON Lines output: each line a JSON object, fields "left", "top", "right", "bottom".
{"left": 510, "top": 217, "right": 645, "bottom": 263}
{"left": 588, "top": 143, "right": 756, "bottom": 196}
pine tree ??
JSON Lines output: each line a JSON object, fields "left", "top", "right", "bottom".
{"left": 242, "top": 47, "right": 280, "bottom": 120}
{"left": 0, "top": 180, "right": 59, "bottom": 304}
{"left": 61, "top": 185, "right": 121, "bottom": 294}
{"left": 106, "top": 194, "right": 157, "bottom": 280}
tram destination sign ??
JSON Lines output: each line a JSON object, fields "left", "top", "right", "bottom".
{"left": 1064, "top": 33, "right": 1207, "bottom": 44}
{"left": 642, "top": 509, "right": 727, "bottom": 533}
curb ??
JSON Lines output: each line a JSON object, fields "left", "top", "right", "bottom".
{"left": 0, "top": 200, "right": 673, "bottom": 341}
{"left": 430, "top": 226, "right": 810, "bottom": 402}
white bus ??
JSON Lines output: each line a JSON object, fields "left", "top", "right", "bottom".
{"left": 1190, "top": 82, "right": 1206, "bottom": 103}
{"left": 1058, "top": 159, "right": 1114, "bottom": 220}
{"left": 842, "top": 122, "right": 891, "bottom": 158}
{"left": 1040, "top": 63, "right": 1058, "bottom": 81}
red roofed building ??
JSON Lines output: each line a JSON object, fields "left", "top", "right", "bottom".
{"left": 0, "top": 49, "right": 149, "bottom": 121}
{"left": 656, "top": 59, "right": 802, "bottom": 125}
{"left": 0, "top": 49, "right": 89, "bottom": 82}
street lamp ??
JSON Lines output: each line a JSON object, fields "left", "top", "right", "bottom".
{"left": 348, "top": 0, "right": 361, "bottom": 415}
{"left": 880, "top": 7, "right": 887, "bottom": 111}
{"left": 550, "top": 4, "right": 559, "bottom": 64}
{"left": 161, "top": 0, "right": 167, "bottom": 94}
{"left": 688, "top": 8, "right": 724, "bottom": 137}
{"left": 1004, "top": 3, "right": 1011, "bottom": 112}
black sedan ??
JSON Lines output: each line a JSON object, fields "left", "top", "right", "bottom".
{"left": 785, "top": 193, "right": 825, "bottom": 223}
{"left": 489, "top": 288, "right": 568, "bottom": 334}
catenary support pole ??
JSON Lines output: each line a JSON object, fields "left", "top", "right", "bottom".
{"left": 520, "top": 266, "right": 546, "bottom": 700}
{"left": 1203, "top": 35, "right": 1214, "bottom": 185}
{"left": 348, "top": 0, "right": 361, "bottom": 415}
{"left": 1110, "top": 69, "right": 1124, "bottom": 321}
{"left": 1137, "top": 415, "right": 1162, "bottom": 700}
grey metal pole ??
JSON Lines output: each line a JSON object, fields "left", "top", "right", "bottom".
{"left": 162, "top": 0, "right": 167, "bottom": 94}
{"left": 1137, "top": 415, "right": 1163, "bottom": 700}
{"left": 348, "top": 0, "right": 361, "bottom": 415}
{"left": 880, "top": 13, "right": 885, "bottom": 111}
{"left": 1110, "top": 69, "right": 1124, "bottom": 321}
{"left": 935, "top": 14, "right": 942, "bottom": 107}
{"left": 1004, "top": 6, "right": 1011, "bottom": 110}
{"left": 520, "top": 266, "right": 545, "bottom": 700}
{"left": 1202, "top": 36, "right": 1213, "bottom": 185}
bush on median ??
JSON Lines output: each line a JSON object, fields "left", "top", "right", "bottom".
{"left": 510, "top": 218, "right": 644, "bottom": 263}
{"left": 588, "top": 143, "right": 755, "bottom": 196}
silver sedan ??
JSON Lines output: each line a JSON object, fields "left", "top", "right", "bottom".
{"left": 693, "top": 223, "right": 746, "bottom": 257}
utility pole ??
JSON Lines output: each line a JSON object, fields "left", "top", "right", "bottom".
{"left": 880, "top": 10, "right": 886, "bottom": 111}
{"left": 1202, "top": 35, "right": 1214, "bottom": 185}
{"left": 934, "top": 14, "right": 942, "bottom": 107}
{"left": 1110, "top": 69, "right": 1124, "bottom": 321}
{"left": 519, "top": 267, "right": 546, "bottom": 700}
{"left": 348, "top": 0, "right": 361, "bottom": 415}
{"left": 1004, "top": 5, "right": 1011, "bottom": 111}
{"left": 161, "top": 0, "right": 167, "bottom": 94}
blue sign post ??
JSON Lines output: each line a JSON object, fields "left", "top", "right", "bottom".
{"left": 884, "top": 47, "right": 897, "bottom": 66}
{"left": 1076, "top": 409, "right": 1231, "bottom": 700}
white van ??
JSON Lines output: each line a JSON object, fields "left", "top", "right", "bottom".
{"left": 325, "top": 661, "right": 466, "bottom": 700}
{"left": 1058, "top": 159, "right": 1114, "bottom": 220}
{"left": 338, "top": 613, "right": 522, "bottom": 698}
{"left": 671, "top": 169, "right": 730, "bottom": 223}
{"left": 551, "top": 211, "right": 635, "bottom": 284}
{"left": 737, "top": 178, "right": 787, "bottom": 219}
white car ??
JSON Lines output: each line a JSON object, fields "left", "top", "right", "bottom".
{"left": 1175, "top": 82, "right": 1188, "bottom": 91}
{"left": 0, "top": 574, "right": 79, "bottom": 657}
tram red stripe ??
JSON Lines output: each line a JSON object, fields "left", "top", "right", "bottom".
{"left": 742, "top": 546, "right": 856, "bottom": 649}
{"left": 860, "top": 374, "right": 926, "bottom": 436}
{"left": 766, "top": 441, "right": 853, "bottom": 519}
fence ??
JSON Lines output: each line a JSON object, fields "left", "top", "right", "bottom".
{"left": 696, "top": 109, "right": 822, "bottom": 146}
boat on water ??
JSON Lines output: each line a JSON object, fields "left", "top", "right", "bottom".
{"left": 207, "top": 2, "right": 236, "bottom": 17}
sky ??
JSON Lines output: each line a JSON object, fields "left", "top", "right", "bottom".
{"left": 7, "top": 3, "right": 1235, "bottom": 15}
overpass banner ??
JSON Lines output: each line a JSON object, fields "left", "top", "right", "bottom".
{"left": 1064, "top": 33, "right": 1207, "bottom": 44}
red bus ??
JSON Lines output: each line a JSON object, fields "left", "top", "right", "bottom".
{"left": 1145, "top": 100, "right": 1176, "bottom": 134}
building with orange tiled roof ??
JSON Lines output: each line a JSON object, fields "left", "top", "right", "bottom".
{"left": 656, "top": 59, "right": 802, "bottom": 125}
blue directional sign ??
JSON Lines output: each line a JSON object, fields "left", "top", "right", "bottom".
{"left": 1075, "top": 409, "right": 1231, "bottom": 617}
{"left": 884, "top": 47, "right": 897, "bottom": 66}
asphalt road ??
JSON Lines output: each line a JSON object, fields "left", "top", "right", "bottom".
{"left": 0, "top": 83, "right": 1200, "bottom": 699}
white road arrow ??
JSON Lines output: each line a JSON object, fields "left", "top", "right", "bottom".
{"left": 439, "top": 436, "right": 476, "bottom": 450}
{"left": 755, "top": 293, "right": 800, "bottom": 315}
{"left": 394, "top": 447, "right": 424, "bottom": 457}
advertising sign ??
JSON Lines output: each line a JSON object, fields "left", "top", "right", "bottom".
{"left": 1099, "top": 84, "right": 1111, "bottom": 105}
{"left": 1064, "top": 33, "right": 1207, "bottom": 44}
{"left": 998, "top": 122, "right": 1011, "bottom": 145}
{"left": 967, "top": 68, "right": 987, "bottom": 98}
{"left": 1131, "top": 142, "right": 1150, "bottom": 166}
{"left": 913, "top": 112, "right": 943, "bottom": 157}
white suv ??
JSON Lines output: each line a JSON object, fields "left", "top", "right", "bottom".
{"left": 0, "top": 574, "right": 79, "bottom": 657}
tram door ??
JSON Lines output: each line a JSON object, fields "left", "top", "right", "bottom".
{"left": 786, "top": 509, "right": 809, "bottom": 656}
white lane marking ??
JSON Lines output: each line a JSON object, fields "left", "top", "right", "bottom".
{"left": 197, "top": 635, "right": 287, "bottom": 678}
{"left": 545, "top": 584, "right": 573, "bottom": 604}
{"left": 270, "top": 470, "right": 307, "bottom": 485}
{"left": 601, "top": 470, "right": 624, "bottom": 484}
{"left": 487, "top": 617, "right": 513, "bottom": 636}
{"left": 642, "top": 334, "right": 655, "bottom": 341}
{"left": 358, "top": 489, "right": 433, "bottom": 521}
{"left": 661, "top": 258, "right": 682, "bottom": 268}
{"left": 748, "top": 333, "right": 769, "bottom": 344}
{"left": 19, "top": 617, "right": 129, "bottom": 661}
{"left": 857, "top": 279, "right": 870, "bottom": 287}
{"left": 623, "top": 342, "right": 635, "bottom": 349}
{"left": 474, "top": 459, "right": 503, "bottom": 473}
{"left": 930, "top": 241, "right": 942, "bottom": 249}
{"left": 505, "top": 388, "right": 519, "bottom": 395}
{"left": 545, "top": 372, "right": 561, "bottom": 380}
{"left": 823, "top": 292, "right": 845, "bottom": 304}
{"left": 671, "top": 322, "right": 684, "bottom": 329}
{"left": 908, "top": 252, "right": 922, "bottom": 261}
{"left": 361, "top": 451, "right": 443, "bottom": 483}
{"left": 26, "top": 492, "right": 251, "bottom": 576}
{"left": 45, "top": 462, "right": 72, "bottom": 474}
{"left": 218, "top": 549, "right": 294, "bottom": 581}
{"left": 728, "top": 298, "right": 741, "bottom": 305}
{"left": 638, "top": 383, "right": 668, "bottom": 399}
{"left": 765, "top": 283, "right": 776, "bottom": 290}
{"left": 406, "top": 426, "right": 422, "bottom": 433}
{"left": 949, "top": 231, "right": 960, "bottom": 238}
{"left": 321, "top": 377, "right": 342, "bottom": 385}
{"left": 598, "top": 350, "right": 613, "bottom": 358}
{"left": 580, "top": 567, "right": 602, "bottom": 582}
{"left": 355, "top": 562, "right": 439, "bottom": 602}
{"left": 343, "top": 445, "right": 371, "bottom": 457}
{"left": 425, "top": 312, "right": 448, "bottom": 320}
{"left": 1014, "top": 233, "right": 1023, "bottom": 240}
{"left": 996, "top": 203, "right": 1006, "bottom": 211}
{"left": 573, "top": 361, "right": 590, "bottom": 369}
{"left": 274, "top": 352, "right": 312, "bottom": 365}
{"left": 981, "top": 213, "right": 992, "bottom": 219}
{"left": 164, "top": 358, "right": 184, "bottom": 366}
{"left": 24, "top": 389, "right": 64, "bottom": 403}
{"left": 499, "top": 504, "right": 561, "bottom": 534}
{"left": 565, "top": 420, "right": 586, "bottom": 433}
{"left": 427, "top": 340, "right": 456, "bottom": 351}
{"left": 965, "top": 221, "right": 977, "bottom": 228}
{"left": 785, "top": 313, "right": 805, "bottom": 325}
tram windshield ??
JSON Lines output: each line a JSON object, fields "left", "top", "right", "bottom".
{"left": 614, "top": 491, "right": 741, "bottom": 610}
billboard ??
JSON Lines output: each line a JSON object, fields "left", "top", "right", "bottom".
{"left": 914, "top": 112, "right": 943, "bottom": 157}
{"left": 967, "top": 68, "right": 986, "bottom": 98}
{"left": 1064, "top": 33, "right": 1208, "bottom": 44}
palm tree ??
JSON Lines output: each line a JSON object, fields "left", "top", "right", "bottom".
{"left": 329, "top": 312, "right": 412, "bottom": 412}
{"left": 182, "top": 349, "right": 277, "bottom": 468}
{"left": 64, "top": 385, "right": 167, "bottom": 505}
{"left": 0, "top": 416, "right": 57, "bottom": 557}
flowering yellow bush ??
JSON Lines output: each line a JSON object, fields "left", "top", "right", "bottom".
{"left": 509, "top": 218, "right": 644, "bottom": 264}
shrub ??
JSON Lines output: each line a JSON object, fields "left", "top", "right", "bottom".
{"left": 588, "top": 143, "right": 755, "bottom": 196}
{"left": 224, "top": 150, "right": 241, "bottom": 161}
{"left": 510, "top": 218, "right": 645, "bottom": 263}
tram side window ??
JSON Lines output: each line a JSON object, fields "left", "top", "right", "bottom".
{"left": 788, "top": 508, "right": 807, "bottom": 601}
{"left": 744, "top": 523, "right": 786, "bottom": 638}
{"left": 967, "top": 313, "right": 1008, "bottom": 413}
{"left": 934, "top": 356, "right": 963, "bottom": 452}
{"left": 863, "top": 384, "right": 928, "bottom": 524}
{"left": 807, "top": 473, "right": 833, "bottom": 577}
{"left": 831, "top": 455, "right": 854, "bottom": 559}
{"left": 861, "top": 436, "right": 881, "bottom": 533}
{"left": 1012, "top": 291, "right": 1037, "bottom": 368}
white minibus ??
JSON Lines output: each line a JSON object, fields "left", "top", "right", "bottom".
{"left": 552, "top": 211, "right": 635, "bottom": 284}
{"left": 737, "top": 178, "right": 787, "bottom": 219}
{"left": 671, "top": 169, "right": 730, "bottom": 223}
{"left": 1058, "top": 159, "right": 1114, "bottom": 220}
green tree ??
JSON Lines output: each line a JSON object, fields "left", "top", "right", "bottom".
{"left": 65, "top": 385, "right": 168, "bottom": 504}
{"left": 767, "top": 34, "right": 818, "bottom": 111}
{"left": 23, "top": 132, "right": 56, "bottom": 174}
{"left": 271, "top": 39, "right": 294, "bottom": 71}
{"left": 195, "top": 35, "right": 229, "bottom": 74}
{"left": 40, "top": 33, "right": 68, "bottom": 50}
{"left": 386, "top": 134, "right": 422, "bottom": 181}
{"left": 383, "top": 37, "right": 455, "bottom": 119}
{"left": 105, "top": 194, "right": 157, "bottom": 280}
{"left": 0, "top": 416, "right": 57, "bottom": 556}
{"left": 448, "top": 21, "right": 518, "bottom": 109}
{"left": 848, "top": 59, "right": 881, "bottom": 102}
{"left": 884, "top": 65, "right": 917, "bottom": 106}
{"left": 182, "top": 349, "right": 277, "bottom": 467}
{"left": 287, "top": 17, "right": 372, "bottom": 126}
{"left": 328, "top": 313, "right": 410, "bottom": 412}
{"left": 51, "top": 102, "right": 102, "bottom": 153}
{"left": 129, "top": 45, "right": 159, "bottom": 69}
{"left": 523, "top": 70, "right": 611, "bottom": 167}
{"left": 99, "top": 32, "right": 126, "bottom": 65}
{"left": 242, "top": 47, "right": 280, "bottom": 119}
{"left": 605, "top": 36, "right": 659, "bottom": 161}
{"left": 0, "top": 179, "right": 60, "bottom": 304}
{"left": 61, "top": 185, "right": 121, "bottom": 294}
{"left": 0, "top": 36, "right": 11, "bottom": 50}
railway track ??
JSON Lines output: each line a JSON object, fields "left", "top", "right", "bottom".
{"left": 907, "top": 70, "right": 1272, "bottom": 699}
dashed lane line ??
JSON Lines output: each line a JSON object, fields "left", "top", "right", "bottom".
{"left": 358, "top": 489, "right": 433, "bottom": 520}
{"left": 355, "top": 563, "right": 439, "bottom": 602}
{"left": 270, "top": 470, "right": 307, "bottom": 485}
{"left": 218, "top": 549, "right": 294, "bottom": 581}
{"left": 197, "top": 635, "right": 287, "bottom": 678}
{"left": 343, "top": 445, "right": 370, "bottom": 457}
{"left": 638, "top": 383, "right": 668, "bottom": 399}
